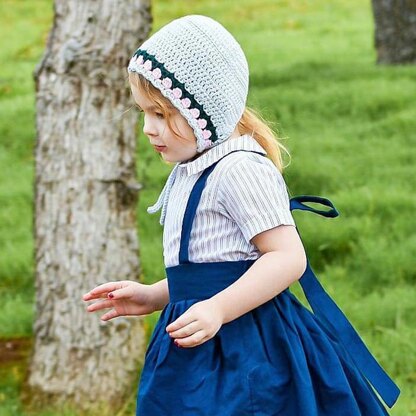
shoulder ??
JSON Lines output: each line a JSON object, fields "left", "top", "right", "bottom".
{"left": 213, "top": 150, "right": 292, "bottom": 213}
{"left": 219, "top": 149, "right": 268, "bottom": 166}
{"left": 214, "top": 150, "right": 281, "bottom": 175}
{"left": 212, "top": 151, "right": 295, "bottom": 241}
{"left": 214, "top": 150, "right": 288, "bottom": 190}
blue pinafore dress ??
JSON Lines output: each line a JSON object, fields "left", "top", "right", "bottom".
{"left": 136, "top": 153, "right": 400, "bottom": 416}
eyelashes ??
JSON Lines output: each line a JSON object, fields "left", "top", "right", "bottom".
{"left": 134, "top": 103, "right": 169, "bottom": 120}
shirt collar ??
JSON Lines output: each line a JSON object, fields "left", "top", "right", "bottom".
{"left": 177, "top": 134, "right": 267, "bottom": 176}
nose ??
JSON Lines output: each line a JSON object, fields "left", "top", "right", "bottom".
{"left": 143, "top": 114, "right": 156, "bottom": 137}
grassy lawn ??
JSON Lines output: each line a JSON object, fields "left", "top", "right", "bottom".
{"left": 0, "top": 0, "right": 415, "bottom": 414}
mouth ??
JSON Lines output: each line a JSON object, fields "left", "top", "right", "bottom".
{"left": 153, "top": 145, "right": 167, "bottom": 153}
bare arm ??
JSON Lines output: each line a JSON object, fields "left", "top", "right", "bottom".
{"left": 210, "top": 225, "right": 307, "bottom": 323}
{"left": 166, "top": 225, "right": 307, "bottom": 347}
{"left": 149, "top": 278, "right": 170, "bottom": 311}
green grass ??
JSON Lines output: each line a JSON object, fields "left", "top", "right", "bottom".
{"left": 1, "top": 0, "right": 415, "bottom": 414}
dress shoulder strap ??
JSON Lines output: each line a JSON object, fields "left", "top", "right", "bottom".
{"left": 291, "top": 195, "right": 400, "bottom": 408}
{"left": 178, "top": 150, "right": 264, "bottom": 264}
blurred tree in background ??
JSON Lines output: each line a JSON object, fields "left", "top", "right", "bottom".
{"left": 372, "top": 0, "right": 416, "bottom": 64}
{"left": 26, "top": 0, "right": 151, "bottom": 412}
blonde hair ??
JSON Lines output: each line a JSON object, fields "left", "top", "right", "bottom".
{"left": 237, "top": 107, "right": 290, "bottom": 172}
{"left": 129, "top": 72, "right": 290, "bottom": 172}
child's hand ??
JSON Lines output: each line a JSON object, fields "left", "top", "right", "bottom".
{"left": 83, "top": 281, "right": 157, "bottom": 321}
{"left": 165, "top": 299, "right": 223, "bottom": 348}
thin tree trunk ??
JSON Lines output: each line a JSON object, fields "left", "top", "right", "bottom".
{"left": 372, "top": 0, "right": 416, "bottom": 64}
{"left": 27, "top": 0, "right": 151, "bottom": 412}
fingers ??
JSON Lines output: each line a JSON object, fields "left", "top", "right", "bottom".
{"left": 86, "top": 299, "right": 113, "bottom": 313}
{"left": 100, "top": 309, "right": 120, "bottom": 321}
{"left": 167, "top": 321, "right": 200, "bottom": 339}
{"left": 166, "top": 313, "right": 194, "bottom": 333}
{"left": 167, "top": 317, "right": 209, "bottom": 348}
{"left": 82, "top": 282, "right": 123, "bottom": 301}
{"left": 85, "top": 298, "right": 119, "bottom": 321}
{"left": 166, "top": 300, "right": 223, "bottom": 348}
{"left": 174, "top": 331, "right": 209, "bottom": 348}
{"left": 108, "top": 285, "right": 134, "bottom": 301}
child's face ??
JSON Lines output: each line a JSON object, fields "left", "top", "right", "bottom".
{"left": 131, "top": 84, "right": 199, "bottom": 163}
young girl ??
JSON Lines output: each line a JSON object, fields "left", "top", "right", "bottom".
{"left": 83, "top": 15, "right": 399, "bottom": 415}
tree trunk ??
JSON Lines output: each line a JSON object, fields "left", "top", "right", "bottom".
{"left": 372, "top": 0, "right": 416, "bottom": 64}
{"left": 27, "top": 0, "right": 151, "bottom": 412}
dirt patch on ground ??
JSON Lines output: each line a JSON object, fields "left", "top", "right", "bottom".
{"left": 0, "top": 337, "right": 32, "bottom": 365}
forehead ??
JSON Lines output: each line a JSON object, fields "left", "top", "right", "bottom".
{"left": 130, "top": 81, "right": 176, "bottom": 114}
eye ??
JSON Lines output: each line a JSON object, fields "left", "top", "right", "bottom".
{"left": 155, "top": 111, "right": 164, "bottom": 119}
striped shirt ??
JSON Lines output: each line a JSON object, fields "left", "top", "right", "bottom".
{"left": 151, "top": 134, "right": 296, "bottom": 268}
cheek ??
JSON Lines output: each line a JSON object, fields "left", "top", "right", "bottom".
{"left": 172, "top": 118, "right": 196, "bottom": 144}
{"left": 181, "top": 121, "right": 196, "bottom": 143}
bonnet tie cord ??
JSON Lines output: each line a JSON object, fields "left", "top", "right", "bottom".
{"left": 147, "top": 163, "right": 180, "bottom": 225}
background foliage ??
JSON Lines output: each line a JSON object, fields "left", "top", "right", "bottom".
{"left": 0, "top": 0, "right": 414, "bottom": 414}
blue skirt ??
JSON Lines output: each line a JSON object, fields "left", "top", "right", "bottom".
{"left": 136, "top": 260, "right": 391, "bottom": 416}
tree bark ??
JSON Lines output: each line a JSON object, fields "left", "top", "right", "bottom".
{"left": 372, "top": 0, "right": 416, "bottom": 64}
{"left": 27, "top": 0, "right": 151, "bottom": 412}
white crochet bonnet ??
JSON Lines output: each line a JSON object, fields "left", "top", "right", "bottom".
{"left": 127, "top": 15, "right": 249, "bottom": 153}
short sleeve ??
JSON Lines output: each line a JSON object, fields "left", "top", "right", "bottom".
{"left": 218, "top": 157, "right": 296, "bottom": 243}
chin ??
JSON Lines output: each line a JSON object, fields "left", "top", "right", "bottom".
{"left": 160, "top": 154, "right": 179, "bottom": 164}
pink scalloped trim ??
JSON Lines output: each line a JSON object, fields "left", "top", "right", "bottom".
{"left": 172, "top": 88, "right": 182, "bottom": 99}
{"left": 202, "top": 130, "right": 212, "bottom": 139}
{"left": 181, "top": 98, "right": 191, "bottom": 108}
{"left": 162, "top": 78, "right": 172, "bottom": 89}
{"left": 152, "top": 68, "right": 162, "bottom": 79}
{"left": 190, "top": 108, "right": 200, "bottom": 119}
